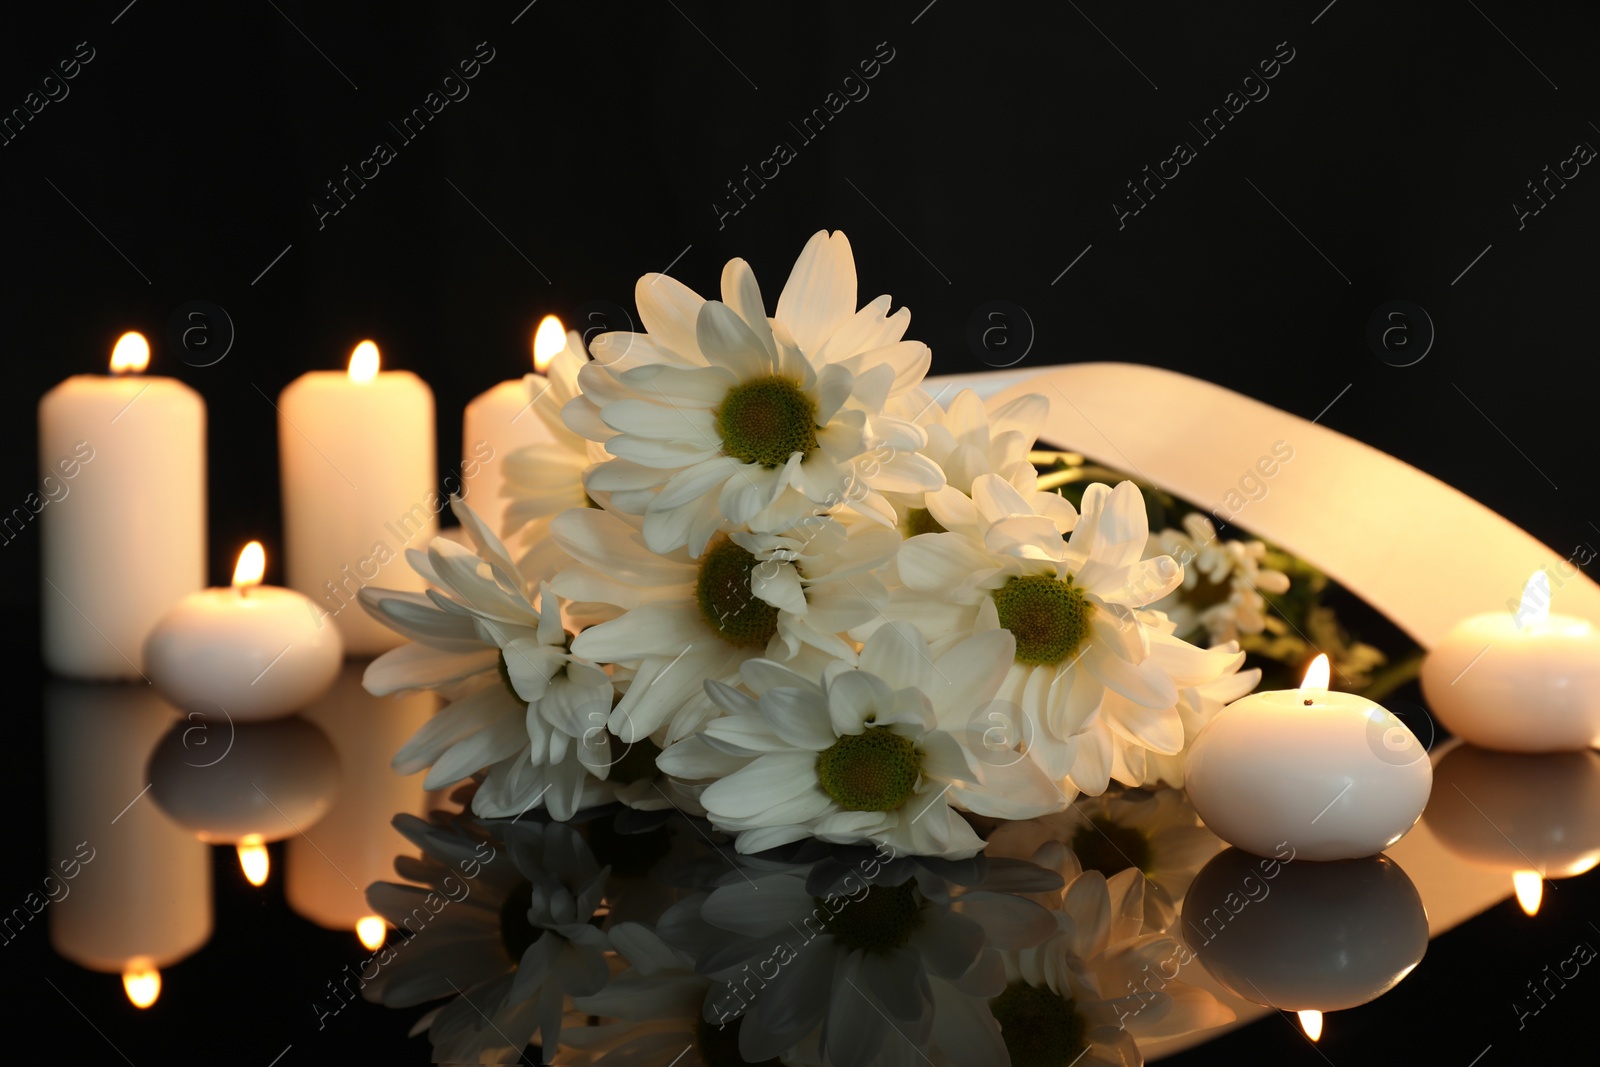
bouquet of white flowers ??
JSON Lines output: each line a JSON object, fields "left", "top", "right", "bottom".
{"left": 356, "top": 231, "right": 1280, "bottom": 1065}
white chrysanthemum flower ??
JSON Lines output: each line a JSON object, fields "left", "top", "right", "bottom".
{"left": 656, "top": 623, "right": 1063, "bottom": 858}
{"left": 658, "top": 857, "right": 1058, "bottom": 1067}
{"left": 1151, "top": 513, "right": 1291, "bottom": 645}
{"left": 986, "top": 868, "right": 1234, "bottom": 1067}
{"left": 501, "top": 327, "right": 611, "bottom": 575}
{"left": 567, "top": 230, "right": 944, "bottom": 556}
{"left": 888, "top": 387, "right": 1045, "bottom": 536}
{"left": 361, "top": 499, "right": 617, "bottom": 821}
{"left": 362, "top": 814, "right": 610, "bottom": 1065}
{"left": 888, "top": 476, "right": 1227, "bottom": 799}
{"left": 1139, "top": 656, "right": 1260, "bottom": 789}
{"left": 550, "top": 507, "right": 899, "bottom": 744}
{"left": 985, "top": 789, "right": 1224, "bottom": 934}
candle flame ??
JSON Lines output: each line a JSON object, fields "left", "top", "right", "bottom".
{"left": 1519, "top": 571, "right": 1551, "bottom": 628}
{"left": 349, "top": 340, "right": 380, "bottom": 382}
{"left": 356, "top": 916, "right": 387, "bottom": 951}
{"left": 232, "top": 541, "right": 266, "bottom": 589}
{"left": 238, "top": 836, "right": 270, "bottom": 886}
{"left": 1298, "top": 1010, "right": 1323, "bottom": 1042}
{"left": 1513, "top": 869, "right": 1543, "bottom": 915}
{"left": 1301, "top": 654, "right": 1331, "bottom": 691}
{"left": 110, "top": 332, "right": 150, "bottom": 374}
{"left": 533, "top": 315, "right": 565, "bottom": 373}
{"left": 122, "top": 963, "right": 161, "bottom": 1009}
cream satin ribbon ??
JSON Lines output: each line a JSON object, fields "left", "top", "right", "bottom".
{"left": 923, "top": 364, "right": 1600, "bottom": 647}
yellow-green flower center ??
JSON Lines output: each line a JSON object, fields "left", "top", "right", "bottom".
{"left": 696, "top": 539, "right": 780, "bottom": 647}
{"left": 815, "top": 878, "right": 924, "bottom": 953}
{"left": 1071, "top": 818, "right": 1151, "bottom": 877}
{"left": 991, "top": 574, "right": 1094, "bottom": 666}
{"left": 903, "top": 507, "right": 946, "bottom": 537}
{"left": 716, "top": 375, "right": 819, "bottom": 469}
{"left": 989, "top": 981, "right": 1088, "bottom": 1067}
{"left": 815, "top": 726, "right": 922, "bottom": 812}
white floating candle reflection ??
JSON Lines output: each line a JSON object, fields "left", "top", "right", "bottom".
{"left": 1512, "top": 869, "right": 1543, "bottom": 916}
{"left": 356, "top": 916, "right": 387, "bottom": 951}
{"left": 122, "top": 961, "right": 161, "bottom": 1009}
{"left": 1298, "top": 1010, "right": 1323, "bottom": 1042}
{"left": 237, "top": 835, "right": 270, "bottom": 887}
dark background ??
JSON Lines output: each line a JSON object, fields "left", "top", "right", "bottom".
{"left": 5, "top": 1, "right": 1598, "bottom": 1063}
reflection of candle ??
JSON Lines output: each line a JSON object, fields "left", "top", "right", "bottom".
{"left": 46, "top": 683, "right": 212, "bottom": 1007}
{"left": 38, "top": 332, "right": 205, "bottom": 678}
{"left": 460, "top": 315, "right": 565, "bottom": 537}
{"left": 278, "top": 341, "right": 436, "bottom": 656}
{"left": 147, "top": 715, "right": 341, "bottom": 887}
{"left": 145, "top": 541, "right": 342, "bottom": 720}
{"left": 1423, "top": 741, "right": 1600, "bottom": 916}
{"left": 1185, "top": 655, "right": 1432, "bottom": 860}
{"left": 1183, "top": 849, "right": 1428, "bottom": 1020}
{"left": 286, "top": 663, "right": 435, "bottom": 946}
{"left": 1422, "top": 572, "right": 1600, "bottom": 752}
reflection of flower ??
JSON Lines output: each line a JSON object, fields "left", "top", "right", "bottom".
{"left": 360, "top": 498, "right": 615, "bottom": 820}
{"left": 364, "top": 814, "right": 610, "bottom": 1064}
{"left": 659, "top": 854, "right": 1059, "bottom": 1067}
{"left": 1151, "top": 514, "right": 1290, "bottom": 645}
{"left": 500, "top": 328, "right": 609, "bottom": 577}
{"left": 986, "top": 869, "right": 1233, "bottom": 1067}
{"left": 570, "top": 230, "right": 942, "bottom": 557}
{"left": 887, "top": 477, "right": 1240, "bottom": 799}
{"left": 985, "top": 788, "right": 1223, "bottom": 933}
{"left": 656, "top": 623, "right": 1060, "bottom": 858}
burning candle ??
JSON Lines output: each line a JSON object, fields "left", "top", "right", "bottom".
{"left": 145, "top": 542, "right": 342, "bottom": 720}
{"left": 459, "top": 314, "right": 567, "bottom": 537}
{"left": 38, "top": 332, "right": 205, "bottom": 678}
{"left": 1421, "top": 572, "right": 1600, "bottom": 752}
{"left": 1184, "top": 655, "right": 1433, "bottom": 860}
{"left": 278, "top": 341, "right": 437, "bottom": 656}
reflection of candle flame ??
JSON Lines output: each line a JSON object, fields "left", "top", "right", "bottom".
{"left": 232, "top": 541, "right": 266, "bottom": 589}
{"left": 1298, "top": 1010, "right": 1323, "bottom": 1041}
{"left": 110, "top": 332, "right": 150, "bottom": 374}
{"left": 123, "top": 963, "right": 161, "bottom": 1008}
{"left": 356, "top": 915, "right": 387, "bottom": 950}
{"left": 348, "top": 340, "right": 380, "bottom": 382}
{"left": 1513, "top": 869, "right": 1543, "bottom": 915}
{"left": 1519, "top": 571, "right": 1551, "bottom": 628}
{"left": 1301, "top": 654, "right": 1331, "bottom": 691}
{"left": 238, "top": 836, "right": 270, "bottom": 886}
{"left": 533, "top": 315, "right": 565, "bottom": 373}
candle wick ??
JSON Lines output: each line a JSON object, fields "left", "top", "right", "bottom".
{"left": 1303, "top": 698, "right": 1313, "bottom": 706}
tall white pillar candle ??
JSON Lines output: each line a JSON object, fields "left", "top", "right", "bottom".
{"left": 38, "top": 333, "right": 205, "bottom": 678}
{"left": 460, "top": 314, "right": 565, "bottom": 537}
{"left": 46, "top": 682, "right": 213, "bottom": 1008}
{"left": 279, "top": 341, "right": 437, "bottom": 656}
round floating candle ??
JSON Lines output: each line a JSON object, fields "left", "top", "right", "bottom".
{"left": 279, "top": 341, "right": 437, "bottom": 656}
{"left": 38, "top": 332, "right": 205, "bottom": 679}
{"left": 460, "top": 314, "right": 566, "bottom": 538}
{"left": 1421, "top": 572, "right": 1600, "bottom": 752}
{"left": 1185, "top": 655, "right": 1433, "bottom": 861}
{"left": 145, "top": 542, "right": 342, "bottom": 720}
